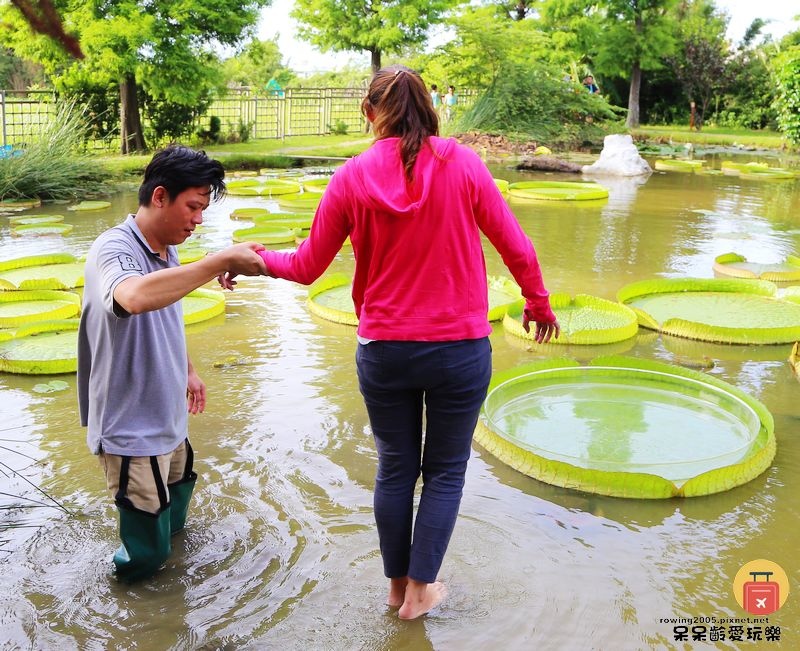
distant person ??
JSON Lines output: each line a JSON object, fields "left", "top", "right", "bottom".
{"left": 266, "top": 77, "right": 284, "bottom": 98}
{"left": 582, "top": 75, "right": 599, "bottom": 94}
{"left": 444, "top": 85, "right": 457, "bottom": 122}
{"left": 430, "top": 84, "right": 441, "bottom": 111}
{"left": 78, "top": 145, "right": 266, "bottom": 582}
{"left": 220, "top": 65, "right": 559, "bottom": 619}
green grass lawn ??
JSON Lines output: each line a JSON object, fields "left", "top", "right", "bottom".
{"left": 630, "top": 125, "right": 791, "bottom": 151}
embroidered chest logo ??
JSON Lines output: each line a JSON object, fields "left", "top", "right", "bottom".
{"left": 117, "top": 254, "right": 143, "bottom": 272}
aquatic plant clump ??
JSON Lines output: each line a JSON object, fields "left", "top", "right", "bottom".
{"left": 475, "top": 356, "right": 775, "bottom": 498}
{"left": 617, "top": 278, "right": 800, "bottom": 344}
{"left": 0, "top": 102, "right": 111, "bottom": 201}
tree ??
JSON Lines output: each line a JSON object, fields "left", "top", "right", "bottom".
{"left": 774, "top": 45, "right": 800, "bottom": 145}
{"left": 221, "top": 38, "right": 294, "bottom": 90}
{"left": 541, "top": 0, "right": 679, "bottom": 128}
{"left": 1, "top": 0, "right": 270, "bottom": 153}
{"left": 667, "top": 0, "right": 730, "bottom": 130}
{"left": 291, "top": 0, "right": 457, "bottom": 77}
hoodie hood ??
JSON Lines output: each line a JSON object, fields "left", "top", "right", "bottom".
{"left": 349, "top": 136, "right": 456, "bottom": 217}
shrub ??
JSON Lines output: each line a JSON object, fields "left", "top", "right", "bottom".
{"left": 0, "top": 102, "right": 111, "bottom": 200}
{"left": 774, "top": 46, "right": 800, "bottom": 146}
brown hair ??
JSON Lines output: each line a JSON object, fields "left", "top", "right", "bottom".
{"left": 361, "top": 65, "right": 439, "bottom": 184}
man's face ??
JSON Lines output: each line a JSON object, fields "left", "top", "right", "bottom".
{"left": 159, "top": 186, "right": 211, "bottom": 245}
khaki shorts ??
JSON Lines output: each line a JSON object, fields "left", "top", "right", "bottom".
{"left": 99, "top": 440, "right": 191, "bottom": 514}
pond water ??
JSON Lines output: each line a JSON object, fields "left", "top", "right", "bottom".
{"left": 1, "top": 155, "right": 799, "bottom": 649}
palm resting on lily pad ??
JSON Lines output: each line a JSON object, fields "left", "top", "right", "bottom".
{"left": 503, "top": 293, "right": 638, "bottom": 345}
{"left": 306, "top": 273, "right": 525, "bottom": 326}
{"left": 0, "top": 253, "right": 84, "bottom": 290}
{"left": 617, "top": 277, "right": 800, "bottom": 344}
{"left": 474, "top": 356, "right": 775, "bottom": 498}
{"left": 713, "top": 252, "right": 800, "bottom": 282}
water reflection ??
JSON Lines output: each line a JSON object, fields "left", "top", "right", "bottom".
{"left": 1, "top": 162, "right": 799, "bottom": 648}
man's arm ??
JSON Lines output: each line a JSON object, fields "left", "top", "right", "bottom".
{"left": 114, "top": 242, "right": 266, "bottom": 315}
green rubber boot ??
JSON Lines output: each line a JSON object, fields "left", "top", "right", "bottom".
{"left": 113, "top": 503, "right": 171, "bottom": 582}
{"left": 168, "top": 470, "right": 197, "bottom": 536}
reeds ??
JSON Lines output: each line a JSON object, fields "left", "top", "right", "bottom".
{"left": 0, "top": 101, "right": 111, "bottom": 201}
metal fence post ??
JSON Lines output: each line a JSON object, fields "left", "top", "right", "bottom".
{"left": 1, "top": 90, "right": 6, "bottom": 148}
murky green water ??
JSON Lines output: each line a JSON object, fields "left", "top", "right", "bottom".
{"left": 1, "top": 157, "right": 799, "bottom": 649}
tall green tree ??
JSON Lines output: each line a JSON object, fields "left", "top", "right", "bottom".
{"left": 221, "top": 38, "right": 294, "bottom": 90}
{"left": 1, "top": 0, "right": 270, "bottom": 153}
{"left": 541, "top": 0, "right": 679, "bottom": 128}
{"left": 666, "top": 0, "right": 730, "bottom": 130}
{"left": 291, "top": 0, "right": 457, "bottom": 76}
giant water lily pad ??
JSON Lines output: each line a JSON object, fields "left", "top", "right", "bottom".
{"left": 0, "top": 198, "right": 41, "bottom": 210}
{"left": 475, "top": 356, "right": 775, "bottom": 498}
{"left": 0, "top": 319, "right": 79, "bottom": 374}
{"left": 12, "top": 222, "right": 73, "bottom": 236}
{"left": 618, "top": 278, "right": 800, "bottom": 344}
{"left": 182, "top": 289, "right": 225, "bottom": 325}
{"left": 230, "top": 207, "right": 271, "bottom": 220}
{"left": 653, "top": 159, "right": 706, "bottom": 173}
{"left": 254, "top": 213, "right": 314, "bottom": 229}
{"left": 67, "top": 200, "right": 111, "bottom": 211}
{"left": 301, "top": 177, "right": 330, "bottom": 193}
{"left": 232, "top": 224, "right": 299, "bottom": 244}
{"left": 307, "top": 273, "right": 529, "bottom": 326}
{"left": 508, "top": 181, "right": 608, "bottom": 201}
{"left": 494, "top": 178, "right": 510, "bottom": 193}
{"left": 8, "top": 214, "right": 65, "bottom": 225}
{"left": 713, "top": 252, "right": 800, "bottom": 282}
{"left": 228, "top": 179, "right": 302, "bottom": 197}
{"left": 276, "top": 193, "right": 321, "bottom": 211}
{"left": 0, "top": 253, "right": 84, "bottom": 290}
{"left": 0, "top": 290, "right": 81, "bottom": 327}
{"left": 503, "top": 293, "right": 638, "bottom": 344}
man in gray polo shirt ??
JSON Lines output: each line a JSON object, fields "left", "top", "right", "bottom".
{"left": 78, "top": 145, "right": 266, "bottom": 582}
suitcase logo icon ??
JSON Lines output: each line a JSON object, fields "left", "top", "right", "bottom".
{"left": 743, "top": 571, "right": 780, "bottom": 615}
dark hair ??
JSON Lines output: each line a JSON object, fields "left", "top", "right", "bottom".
{"left": 361, "top": 65, "right": 439, "bottom": 184}
{"left": 431, "top": 84, "right": 438, "bottom": 91}
{"left": 138, "top": 145, "right": 226, "bottom": 206}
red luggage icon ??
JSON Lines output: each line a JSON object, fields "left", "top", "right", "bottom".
{"left": 743, "top": 571, "right": 780, "bottom": 615}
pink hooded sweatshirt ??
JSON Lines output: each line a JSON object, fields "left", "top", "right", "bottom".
{"left": 260, "top": 136, "right": 555, "bottom": 341}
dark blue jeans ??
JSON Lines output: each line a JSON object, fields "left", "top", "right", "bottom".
{"left": 356, "top": 338, "right": 492, "bottom": 584}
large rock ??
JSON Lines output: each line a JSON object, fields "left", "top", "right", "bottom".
{"left": 582, "top": 134, "right": 652, "bottom": 176}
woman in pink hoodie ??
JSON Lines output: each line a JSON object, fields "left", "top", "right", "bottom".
{"left": 223, "top": 65, "right": 559, "bottom": 619}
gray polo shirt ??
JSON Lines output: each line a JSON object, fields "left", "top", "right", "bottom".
{"left": 78, "top": 215, "right": 188, "bottom": 456}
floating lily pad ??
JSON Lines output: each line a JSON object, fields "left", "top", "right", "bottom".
{"left": 182, "top": 288, "right": 225, "bottom": 325}
{"left": 301, "top": 177, "right": 330, "bottom": 193}
{"left": 176, "top": 244, "right": 209, "bottom": 264}
{"left": 307, "top": 273, "right": 358, "bottom": 325}
{"left": 8, "top": 214, "right": 65, "bottom": 225}
{"left": 231, "top": 170, "right": 259, "bottom": 178}
{"left": 12, "top": 222, "right": 74, "bottom": 236}
{"left": 0, "top": 290, "right": 81, "bottom": 327}
{"left": 618, "top": 277, "right": 800, "bottom": 344}
{"left": 713, "top": 252, "right": 800, "bottom": 282}
{"left": 67, "top": 200, "right": 111, "bottom": 211}
{"left": 32, "top": 379, "right": 70, "bottom": 393}
{"left": 475, "top": 356, "right": 775, "bottom": 498}
{"left": 0, "top": 254, "right": 84, "bottom": 290}
{"left": 0, "top": 198, "right": 41, "bottom": 210}
{"left": 307, "top": 273, "right": 527, "bottom": 326}
{"left": 653, "top": 159, "right": 706, "bottom": 173}
{"left": 507, "top": 181, "right": 609, "bottom": 201}
{"left": 739, "top": 167, "right": 796, "bottom": 181}
{"left": 503, "top": 293, "right": 639, "bottom": 344}
{"left": 232, "top": 224, "right": 299, "bottom": 244}
{"left": 494, "top": 178, "right": 510, "bottom": 193}
{"left": 230, "top": 207, "right": 271, "bottom": 220}
{"left": 254, "top": 213, "right": 313, "bottom": 229}
{"left": 276, "top": 193, "right": 322, "bottom": 211}
{"left": 0, "top": 319, "right": 79, "bottom": 374}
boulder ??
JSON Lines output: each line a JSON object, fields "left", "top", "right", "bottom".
{"left": 582, "top": 134, "right": 652, "bottom": 177}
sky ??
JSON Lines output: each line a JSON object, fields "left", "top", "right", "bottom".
{"left": 257, "top": 0, "right": 799, "bottom": 74}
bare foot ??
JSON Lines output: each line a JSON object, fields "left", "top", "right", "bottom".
{"left": 398, "top": 579, "right": 447, "bottom": 620}
{"left": 387, "top": 577, "right": 408, "bottom": 608}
